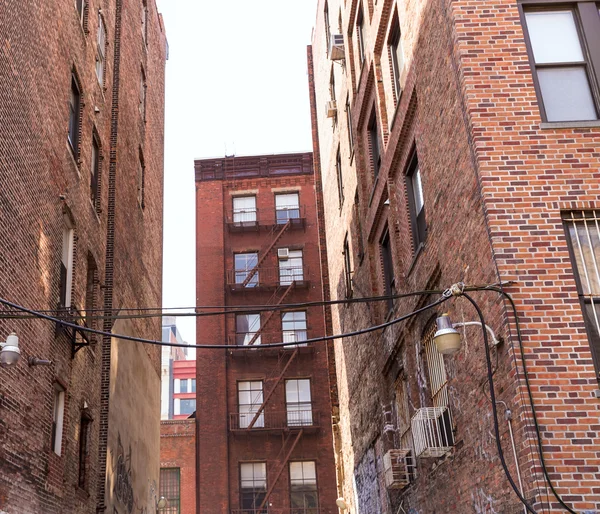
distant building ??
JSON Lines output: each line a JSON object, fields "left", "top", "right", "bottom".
{"left": 161, "top": 316, "right": 188, "bottom": 420}
{"left": 0, "top": 0, "right": 167, "bottom": 512}
{"left": 192, "top": 152, "right": 338, "bottom": 513}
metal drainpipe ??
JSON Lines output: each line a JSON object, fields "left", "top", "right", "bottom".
{"left": 499, "top": 401, "right": 527, "bottom": 514}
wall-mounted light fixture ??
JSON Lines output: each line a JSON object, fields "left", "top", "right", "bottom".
{"left": 336, "top": 497, "right": 348, "bottom": 510}
{"left": 0, "top": 332, "right": 20, "bottom": 367}
{"left": 433, "top": 314, "right": 501, "bottom": 355}
{"left": 157, "top": 497, "right": 168, "bottom": 510}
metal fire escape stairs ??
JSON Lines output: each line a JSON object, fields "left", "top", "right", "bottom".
{"left": 244, "top": 281, "right": 295, "bottom": 346}
{"left": 241, "top": 220, "right": 291, "bottom": 287}
{"left": 246, "top": 347, "right": 299, "bottom": 429}
{"left": 257, "top": 428, "right": 304, "bottom": 512}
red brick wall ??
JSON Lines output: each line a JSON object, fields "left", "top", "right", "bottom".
{"left": 310, "top": 0, "right": 600, "bottom": 512}
{"left": 195, "top": 154, "right": 338, "bottom": 514}
{"left": 161, "top": 420, "right": 197, "bottom": 514}
{"left": 0, "top": 0, "right": 166, "bottom": 512}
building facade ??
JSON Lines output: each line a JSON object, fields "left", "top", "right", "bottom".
{"left": 0, "top": 0, "right": 167, "bottom": 512}
{"left": 194, "top": 153, "right": 338, "bottom": 513}
{"left": 161, "top": 317, "right": 188, "bottom": 420}
{"left": 309, "top": 0, "right": 600, "bottom": 513}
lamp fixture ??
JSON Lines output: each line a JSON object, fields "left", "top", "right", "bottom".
{"left": 433, "top": 314, "right": 462, "bottom": 354}
{"left": 0, "top": 332, "right": 20, "bottom": 367}
{"left": 157, "top": 497, "right": 168, "bottom": 510}
{"left": 433, "top": 314, "right": 501, "bottom": 355}
{"left": 336, "top": 497, "right": 348, "bottom": 510}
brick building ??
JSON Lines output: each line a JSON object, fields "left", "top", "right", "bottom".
{"left": 194, "top": 153, "right": 338, "bottom": 513}
{"left": 0, "top": 0, "right": 167, "bottom": 513}
{"left": 160, "top": 419, "right": 197, "bottom": 514}
{"left": 309, "top": 0, "right": 600, "bottom": 513}
{"left": 161, "top": 317, "right": 189, "bottom": 420}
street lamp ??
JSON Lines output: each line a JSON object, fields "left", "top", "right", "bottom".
{"left": 0, "top": 332, "right": 20, "bottom": 367}
{"left": 433, "top": 314, "right": 501, "bottom": 355}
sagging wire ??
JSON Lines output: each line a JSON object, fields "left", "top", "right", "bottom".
{"left": 0, "top": 293, "right": 450, "bottom": 350}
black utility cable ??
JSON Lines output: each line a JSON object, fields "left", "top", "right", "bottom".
{"left": 0, "top": 290, "right": 448, "bottom": 321}
{"left": 478, "top": 285, "right": 577, "bottom": 514}
{"left": 462, "top": 292, "right": 539, "bottom": 514}
{"left": 0, "top": 294, "right": 449, "bottom": 350}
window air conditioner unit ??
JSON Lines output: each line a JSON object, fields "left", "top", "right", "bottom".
{"left": 383, "top": 449, "right": 414, "bottom": 489}
{"left": 411, "top": 406, "right": 454, "bottom": 458}
{"left": 277, "top": 248, "right": 289, "bottom": 259}
{"left": 329, "top": 34, "right": 345, "bottom": 61}
{"left": 326, "top": 100, "right": 337, "bottom": 118}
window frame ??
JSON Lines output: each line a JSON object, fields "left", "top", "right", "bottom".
{"left": 68, "top": 74, "right": 82, "bottom": 158}
{"left": 281, "top": 311, "right": 308, "bottom": 347}
{"left": 562, "top": 210, "right": 600, "bottom": 376}
{"left": 60, "top": 219, "right": 75, "bottom": 309}
{"left": 91, "top": 132, "right": 101, "bottom": 209}
{"left": 237, "top": 380, "right": 264, "bottom": 428}
{"left": 289, "top": 461, "right": 319, "bottom": 513}
{"left": 356, "top": 5, "right": 366, "bottom": 69}
{"left": 518, "top": 0, "right": 600, "bottom": 123}
{"left": 343, "top": 234, "right": 353, "bottom": 298}
{"left": 279, "top": 248, "right": 304, "bottom": 285}
{"left": 96, "top": 14, "right": 107, "bottom": 86}
{"left": 368, "top": 110, "right": 381, "bottom": 179}
{"left": 285, "top": 378, "right": 313, "bottom": 426}
{"left": 159, "top": 468, "right": 181, "bottom": 514}
{"left": 78, "top": 410, "right": 92, "bottom": 489}
{"left": 232, "top": 195, "right": 257, "bottom": 224}
{"left": 405, "top": 151, "right": 426, "bottom": 252}
{"left": 275, "top": 192, "right": 301, "bottom": 224}
{"left": 51, "top": 384, "right": 66, "bottom": 455}
{"left": 336, "top": 147, "right": 344, "bottom": 209}
{"left": 239, "top": 462, "right": 267, "bottom": 511}
{"left": 235, "top": 312, "right": 262, "bottom": 346}
{"left": 234, "top": 252, "right": 259, "bottom": 287}
{"left": 346, "top": 96, "right": 354, "bottom": 156}
{"left": 388, "top": 13, "right": 404, "bottom": 104}
{"left": 380, "top": 227, "right": 395, "bottom": 313}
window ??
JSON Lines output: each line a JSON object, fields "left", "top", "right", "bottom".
{"left": 138, "top": 150, "right": 145, "bottom": 209}
{"left": 76, "top": 0, "right": 86, "bottom": 25}
{"left": 388, "top": 15, "right": 405, "bottom": 103}
{"left": 68, "top": 75, "right": 81, "bottom": 156}
{"left": 159, "top": 468, "right": 181, "bottom": 514}
{"left": 330, "top": 67, "right": 337, "bottom": 119}
{"left": 84, "top": 255, "right": 98, "bottom": 330}
{"left": 289, "top": 461, "right": 318, "bottom": 514}
{"left": 191, "top": 379, "right": 196, "bottom": 393}
{"left": 521, "top": 4, "right": 600, "bottom": 122}
{"left": 380, "top": 228, "right": 395, "bottom": 313}
{"left": 285, "top": 379, "right": 312, "bottom": 426}
{"left": 180, "top": 379, "right": 188, "bottom": 393}
{"left": 336, "top": 148, "right": 344, "bottom": 209}
{"left": 238, "top": 381, "right": 264, "bottom": 428}
{"left": 282, "top": 311, "right": 307, "bottom": 347}
{"left": 78, "top": 412, "right": 92, "bottom": 488}
{"left": 60, "top": 219, "right": 75, "bottom": 309}
{"left": 343, "top": 235, "right": 353, "bottom": 298}
{"left": 240, "top": 462, "right": 267, "bottom": 512}
{"left": 564, "top": 211, "right": 600, "bottom": 372}
{"left": 354, "top": 191, "right": 364, "bottom": 261}
{"left": 174, "top": 398, "right": 196, "bottom": 416}
{"left": 96, "top": 16, "right": 106, "bottom": 85}
{"left": 51, "top": 385, "right": 65, "bottom": 455}
{"left": 234, "top": 252, "right": 259, "bottom": 287}
{"left": 324, "top": 1, "right": 331, "bottom": 51}
{"left": 142, "top": 0, "right": 148, "bottom": 45}
{"left": 406, "top": 152, "right": 426, "bottom": 250}
{"left": 279, "top": 249, "right": 304, "bottom": 285}
{"left": 140, "top": 69, "right": 147, "bottom": 121}
{"left": 91, "top": 134, "right": 100, "bottom": 208}
{"left": 368, "top": 111, "right": 381, "bottom": 179}
{"left": 346, "top": 96, "right": 354, "bottom": 154}
{"left": 236, "top": 313, "right": 261, "bottom": 346}
{"left": 275, "top": 193, "right": 300, "bottom": 224}
{"left": 233, "top": 196, "right": 257, "bottom": 224}
{"left": 395, "top": 376, "right": 413, "bottom": 451}
{"left": 356, "top": 6, "right": 366, "bottom": 68}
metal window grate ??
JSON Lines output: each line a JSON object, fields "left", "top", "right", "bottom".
{"left": 564, "top": 210, "right": 600, "bottom": 373}
{"left": 423, "top": 323, "right": 448, "bottom": 408}
{"left": 159, "top": 468, "right": 180, "bottom": 514}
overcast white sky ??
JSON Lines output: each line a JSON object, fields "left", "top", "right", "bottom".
{"left": 157, "top": 0, "right": 318, "bottom": 349}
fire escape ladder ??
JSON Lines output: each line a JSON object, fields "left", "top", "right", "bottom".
{"left": 246, "top": 348, "right": 299, "bottom": 429}
{"left": 245, "top": 282, "right": 295, "bottom": 346}
{"left": 257, "top": 429, "right": 304, "bottom": 512}
{"left": 241, "top": 220, "right": 291, "bottom": 287}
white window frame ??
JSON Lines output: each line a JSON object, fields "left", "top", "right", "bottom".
{"left": 282, "top": 311, "right": 307, "bottom": 347}
{"left": 279, "top": 249, "right": 304, "bottom": 285}
{"left": 61, "top": 219, "right": 75, "bottom": 308}
{"left": 52, "top": 385, "right": 66, "bottom": 455}
{"left": 238, "top": 381, "right": 264, "bottom": 428}
{"left": 285, "top": 379, "right": 312, "bottom": 426}
{"left": 233, "top": 196, "right": 257, "bottom": 224}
